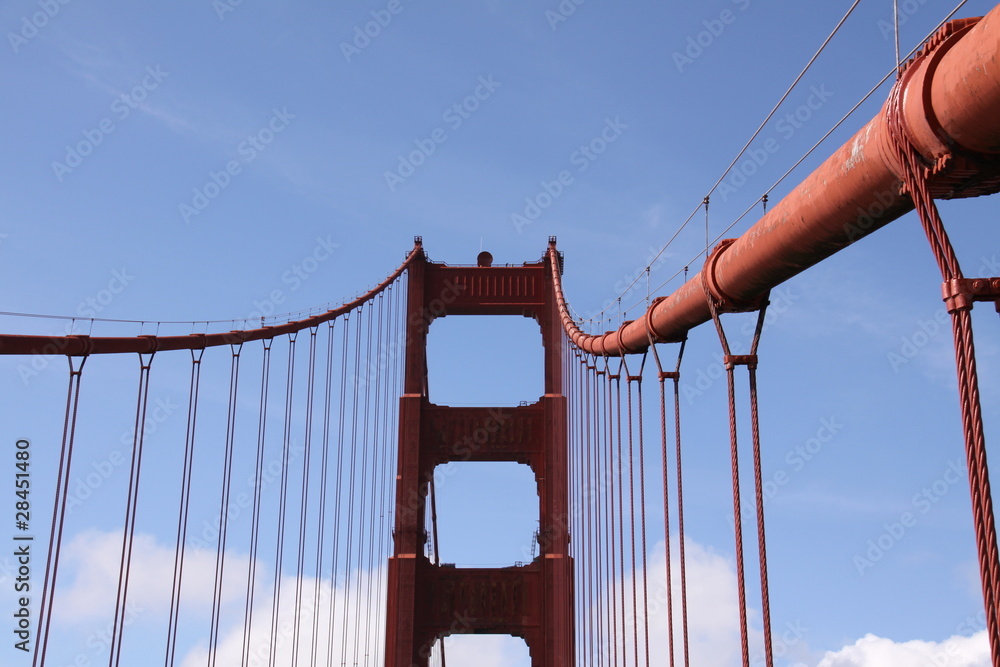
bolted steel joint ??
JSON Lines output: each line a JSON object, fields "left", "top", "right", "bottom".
{"left": 724, "top": 354, "right": 758, "bottom": 371}
{"left": 942, "top": 277, "right": 1000, "bottom": 313}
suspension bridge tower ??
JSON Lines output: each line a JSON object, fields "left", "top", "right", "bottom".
{"left": 384, "top": 239, "right": 574, "bottom": 666}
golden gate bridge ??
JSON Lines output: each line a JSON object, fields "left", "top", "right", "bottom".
{"left": 4, "top": 5, "right": 1000, "bottom": 667}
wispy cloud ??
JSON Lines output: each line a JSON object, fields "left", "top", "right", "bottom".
{"left": 816, "top": 631, "right": 989, "bottom": 666}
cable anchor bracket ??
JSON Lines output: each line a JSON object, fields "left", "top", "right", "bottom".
{"left": 942, "top": 277, "right": 1000, "bottom": 314}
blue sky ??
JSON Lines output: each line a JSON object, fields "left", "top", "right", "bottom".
{"left": 1, "top": 1, "right": 999, "bottom": 665}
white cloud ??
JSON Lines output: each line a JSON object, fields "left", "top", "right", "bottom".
{"left": 816, "top": 631, "right": 989, "bottom": 667}
{"left": 621, "top": 539, "right": 991, "bottom": 667}
{"left": 50, "top": 529, "right": 387, "bottom": 667}
{"left": 55, "top": 528, "right": 251, "bottom": 624}
{"left": 49, "top": 530, "right": 992, "bottom": 667}
{"left": 611, "top": 538, "right": 769, "bottom": 667}
{"left": 180, "top": 565, "right": 387, "bottom": 667}
{"left": 433, "top": 635, "right": 531, "bottom": 665}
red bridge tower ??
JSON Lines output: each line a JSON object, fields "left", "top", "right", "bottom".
{"left": 384, "top": 240, "right": 574, "bottom": 666}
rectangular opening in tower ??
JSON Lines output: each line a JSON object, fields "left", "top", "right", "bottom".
{"left": 426, "top": 461, "right": 540, "bottom": 568}
{"left": 431, "top": 634, "right": 532, "bottom": 666}
{"left": 426, "top": 315, "right": 543, "bottom": 407}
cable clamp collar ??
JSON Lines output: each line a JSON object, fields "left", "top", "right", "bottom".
{"left": 942, "top": 277, "right": 1000, "bottom": 313}
{"left": 724, "top": 354, "right": 758, "bottom": 371}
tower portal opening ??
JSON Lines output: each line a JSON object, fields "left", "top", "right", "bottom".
{"left": 426, "top": 315, "right": 543, "bottom": 407}
{"left": 426, "top": 461, "right": 539, "bottom": 568}
{"left": 430, "top": 634, "right": 532, "bottom": 666}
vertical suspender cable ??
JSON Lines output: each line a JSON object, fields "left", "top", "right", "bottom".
{"left": 109, "top": 351, "right": 155, "bottom": 667}
{"left": 341, "top": 308, "right": 364, "bottom": 667}
{"left": 622, "top": 355, "right": 640, "bottom": 667}
{"left": 291, "top": 328, "right": 319, "bottom": 667}
{"left": 674, "top": 342, "right": 691, "bottom": 667}
{"left": 613, "top": 361, "right": 628, "bottom": 666}
{"left": 269, "top": 333, "right": 298, "bottom": 667}
{"left": 747, "top": 312, "right": 774, "bottom": 667}
{"left": 574, "top": 350, "right": 583, "bottom": 663}
{"left": 606, "top": 360, "right": 619, "bottom": 667}
{"left": 372, "top": 287, "right": 391, "bottom": 665}
{"left": 589, "top": 357, "right": 606, "bottom": 667}
{"left": 893, "top": 0, "right": 901, "bottom": 76}
{"left": 244, "top": 339, "right": 273, "bottom": 667}
{"left": 578, "top": 355, "right": 587, "bottom": 665}
{"left": 584, "top": 355, "right": 597, "bottom": 667}
{"left": 604, "top": 358, "right": 619, "bottom": 667}
{"left": 208, "top": 343, "right": 242, "bottom": 667}
{"left": 576, "top": 350, "right": 596, "bottom": 665}
{"left": 374, "top": 281, "right": 402, "bottom": 664}
{"left": 365, "top": 293, "right": 387, "bottom": 664}
{"left": 33, "top": 354, "right": 87, "bottom": 667}
{"left": 703, "top": 197, "right": 711, "bottom": 258}
{"left": 651, "top": 342, "right": 677, "bottom": 667}
{"left": 704, "top": 288, "right": 750, "bottom": 667}
{"left": 726, "top": 348, "right": 751, "bottom": 667}
{"left": 327, "top": 313, "right": 352, "bottom": 663}
{"left": 574, "top": 348, "right": 582, "bottom": 661}
{"left": 566, "top": 343, "right": 575, "bottom": 652}
{"left": 351, "top": 302, "right": 376, "bottom": 663}
{"left": 652, "top": 339, "right": 690, "bottom": 667}
{"left": 569, "top": 344, "right": 580, "bottom": 660}
{"left": 634, "top": 355, "right": 651, "bottom": 667}
{"left": 703, "top": 279, "right": 774, "bottom": 667}
{"left": 311, "top": 322, "right": 335, "bottom": 664}
{"left": 598, "top": 359, "right": 609, "bottom": 665}
{"left": 165, "top": 348, "right": 205, "bottom": 667}
{"left": 886, "top": 78, "right": 1000, "bottom": 662}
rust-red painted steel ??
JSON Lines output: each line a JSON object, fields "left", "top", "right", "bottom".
{"left": 554, "top": 8, "right": 1000, "bottom": 356}
{"left": 384, "top": 253, "right": 574, "bottom": 667}
{"left": 0, "top": 243, "right": 424, "bottom": 356}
